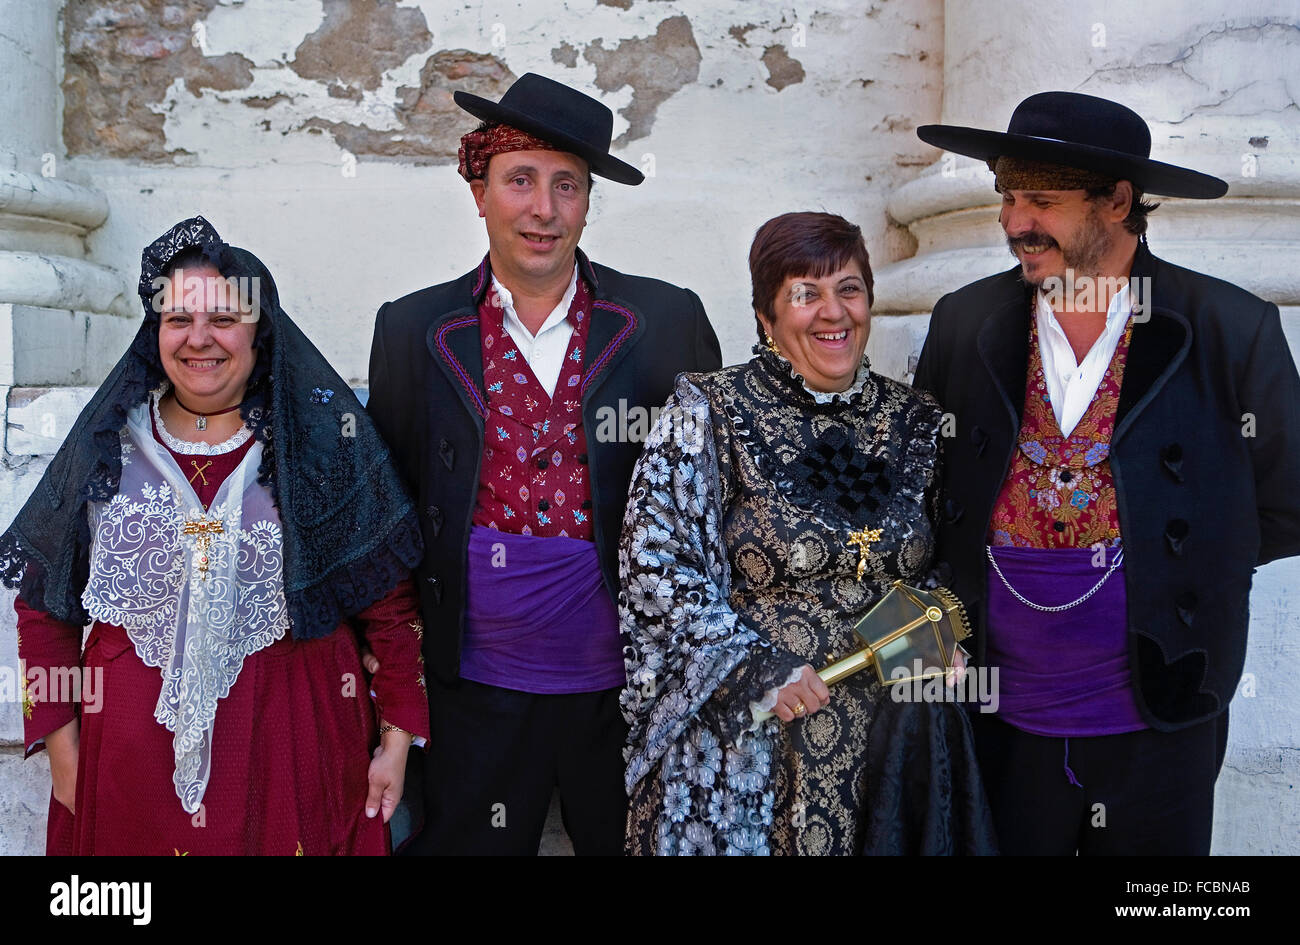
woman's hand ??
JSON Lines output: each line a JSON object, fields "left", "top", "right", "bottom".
{"left": 46, "top": 718, "right": 80, "bottom": 815}
{"left": 771, "top": 665, "right": 831, "bottom": 723}
{"left": 360, "top": 648, "right": 379, "bottom": 675}
{"left": 365, "top": 725, "right": 412, "bottom": 822}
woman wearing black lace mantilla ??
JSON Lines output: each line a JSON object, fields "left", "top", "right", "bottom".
{"left": 620, "top": 212, "right": 995, "bottom": 855}
{"left": 2, "top": 217, "right": 429, "bottom": 854}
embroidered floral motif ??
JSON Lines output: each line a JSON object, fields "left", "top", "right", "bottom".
{"left": 474, "top": 277, "right": 595, "bottom": 539}
{"left": 989, "top": 315, "right": 1131, "bottom": 548}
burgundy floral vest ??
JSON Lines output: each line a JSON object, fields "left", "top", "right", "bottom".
{"left": 988, "top": 313, "right": 1133, "bottom": 549}
{"left": 472, "top": 277, "right": 595, "bottom": 540}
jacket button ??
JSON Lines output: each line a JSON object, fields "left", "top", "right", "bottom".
{"left": 1161, "top": 443, "right": 1185, "bottom": 483}
{"left": 424, "top": 505, "right": 444, "bottom": 537}
{"left": 970, "top": 425, "right": 989, "bottom": 458}
{"left": 439, "top": 438, "right": 454, "bottom": 471}
{"left": 538, "top": 499, "right": 550, "bottom": 512}
{"left": 425, "top": 575, "right": 443, "bottom": 604}
{"left": 1165, "top": 518, "right": 1189, "bottom": 555}
{"left": 1176, "top": 591, "right": 1197, "bottom": 626}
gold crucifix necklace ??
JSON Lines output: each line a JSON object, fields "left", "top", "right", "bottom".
{"left": 846, "top": 526, "right": 883, "bottom": 581}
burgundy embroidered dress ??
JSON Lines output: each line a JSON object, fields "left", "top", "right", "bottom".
{"left": 17, "top": 401, "right": 430, "bottom": 856}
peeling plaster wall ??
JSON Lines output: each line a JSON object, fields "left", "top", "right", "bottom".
{"left": 59, "top": 0, "right": 944, "bottom": 377}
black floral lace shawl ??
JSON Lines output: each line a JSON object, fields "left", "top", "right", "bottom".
{"left": 0, "top": 216, "right": 422, "bottom": 639}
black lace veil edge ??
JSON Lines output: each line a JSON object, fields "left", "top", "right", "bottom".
{"left": 2, "top": 217, "right": 423, "bottom": 638}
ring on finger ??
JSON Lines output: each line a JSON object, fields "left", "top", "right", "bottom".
{"left": 793, "top": 701, "right": 807, "bottom": 716}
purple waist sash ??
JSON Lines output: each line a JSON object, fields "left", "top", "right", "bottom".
{"left": 461, "top": 525, "right": 624, "bottom": 694}
{"left": 985, "top": 544, "right": 1146, "bottom": 736}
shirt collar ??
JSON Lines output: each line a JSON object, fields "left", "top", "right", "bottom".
{"left": 1035, "top": 278, "right": 1133, "bottom": 330}
{"left": 472, "top": 247, "right": 600, "bottom": 305}
{"left": 492, "top": 264, "right": 581, "bottom": 335}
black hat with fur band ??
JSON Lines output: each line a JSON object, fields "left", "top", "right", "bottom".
{"left": 917, "top": 91, "right": 1228, "bottom": 199}
{"left": 454, "top": 72, "right": 644, "bottom": 185}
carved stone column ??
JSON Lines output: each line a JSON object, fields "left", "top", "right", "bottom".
{"left": 0, "top": 0, "right": 133, "bottom": 854}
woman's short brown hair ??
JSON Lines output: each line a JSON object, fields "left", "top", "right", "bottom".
{"left": 749, "top": 212, "right": 873, "bottom": 344}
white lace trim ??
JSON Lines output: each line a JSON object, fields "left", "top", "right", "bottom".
{"left": 151, "top": 389, "right": 252, "bottom": 455}
{"left": 82, "top": 403, "right": 288, "bottom": 812}
{"left": 747, "top": 664, "right": 808, "bottom": 731}
{"left": 755, "top": 345, "right": 872, "bottom": 404}
{"left": 806, "top": 363, "right": 871, "bottom": 404}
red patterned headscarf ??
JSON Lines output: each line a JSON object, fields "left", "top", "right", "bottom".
{"left": 457, "top": 124, "right": 563, "bottom": 182}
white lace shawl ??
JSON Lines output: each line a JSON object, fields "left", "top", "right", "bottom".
{"left": 81, "top": 401, "right": 290, "bottom": 813}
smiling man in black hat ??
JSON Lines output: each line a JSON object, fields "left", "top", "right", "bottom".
{"left": 912, "top": 91, "right": 1300, "bottom": 855}
{"left": 365, "top": 73, "right": 720, "bottom": 855}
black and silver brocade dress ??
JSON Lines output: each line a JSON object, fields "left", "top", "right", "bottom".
{"left": 620, "top": 346, "right": 942, "bottom": 855}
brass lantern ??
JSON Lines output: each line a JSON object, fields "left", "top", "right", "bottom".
{"left": 753, "top": 582, "right": 972, "bottom": 722}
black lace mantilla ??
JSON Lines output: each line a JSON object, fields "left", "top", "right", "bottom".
{"left": 1, "top": 216, "right": 422, "bottom": 639}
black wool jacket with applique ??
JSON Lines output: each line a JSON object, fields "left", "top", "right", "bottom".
{"left": 913, "top": 242, "right": 1300, "bottom": 731}
{"left": 366, "top": 249, "right": 722, "bottom": 684}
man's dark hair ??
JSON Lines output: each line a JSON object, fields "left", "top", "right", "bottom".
{"left": 748, "top": 212, "right": 873, "bottom": 345}
{"left": 1086, "top": 181, "right": 1159, "bottom": 236}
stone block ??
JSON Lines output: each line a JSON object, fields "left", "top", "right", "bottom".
{"left": 6, "top": 386, "right": 98, "bottom": 455}
{"left": 0, "top": 748, "right": 50, "bottom": 856}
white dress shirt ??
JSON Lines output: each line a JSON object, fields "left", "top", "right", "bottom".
{"left": 1035, "top": 282, "right": 1132, "bottom": 437}
{"left": 491, "top": 266, "right": 580, "bottom": 398}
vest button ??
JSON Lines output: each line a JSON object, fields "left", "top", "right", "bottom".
{"left": 1059, "top": 470, "right": 1073, "bottom": 483}
{"left": 537, "top": 458, "right": 549, "bottom": 470}
{"left": 538, "top": 499, "right": 550, "bottom": 512}
{"left": 582, "top": 500, "right": 593, "bottom": 509}
{"left": 578, "top": 453, "right": 589, "bottom": 464}
{"left": 1053, "top": 521, "right": 1066, "bottom": 532}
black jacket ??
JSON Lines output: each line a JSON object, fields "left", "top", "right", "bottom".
{"left": 367, "top": 250, "right": 722, "bottom": 684}
{"left": 913, "top": 243, "right": 1300, "bottom": 731}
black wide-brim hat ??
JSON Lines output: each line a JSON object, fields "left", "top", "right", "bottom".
{"left": 454, "top": 72, "right": 644, "bottom": 185}
{"left": 917, "top": 91, "right": 1227, "bottom": 199}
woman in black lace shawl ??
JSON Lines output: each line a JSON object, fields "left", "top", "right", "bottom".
{"left": 2, "top": 217, "right": 429, "bottom": 854}
{"left": 620, "top": 212, "right": 995, "bottom": 855}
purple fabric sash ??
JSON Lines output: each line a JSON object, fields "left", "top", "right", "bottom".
{"left": 461, "top": 525, "right": 624, "bottom": 694}
{"left": 985, "top": 544, "right": 1146, "bottom": 736}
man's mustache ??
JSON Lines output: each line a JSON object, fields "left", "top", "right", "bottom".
{"left": 1006, "top": 233, "right": 1060, "bottom": 252}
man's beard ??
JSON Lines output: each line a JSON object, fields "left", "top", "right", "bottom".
{"left": 1005, "top": 203, "right": 1114, "bottom": 288}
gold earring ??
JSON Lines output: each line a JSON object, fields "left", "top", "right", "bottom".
{"left": 764, "top": 332, "right": 780, "bottom": 356}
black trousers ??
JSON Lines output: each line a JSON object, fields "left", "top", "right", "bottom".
{"left": 971, "top": 710, "right": 1229, "bottom": 855}
{"left": 403, "top": 677, "right": 628, "bottom": 855}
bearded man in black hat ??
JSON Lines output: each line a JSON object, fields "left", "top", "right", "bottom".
{"left": 912, "top": 91, "right": 1300, "bottom": 855}
{"left": 365, "top": 73, "right": 721, "bottom": 855}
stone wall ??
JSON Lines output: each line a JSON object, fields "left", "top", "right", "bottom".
{"left": 57, "top": 0, "right": 945, "bottom": 376}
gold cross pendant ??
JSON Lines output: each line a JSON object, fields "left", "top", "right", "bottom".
{"left": 183, "top": 517, "right": 225, "bottom": 580}
{"left": 846, "top": 526, "right": 883, "bottom": 581}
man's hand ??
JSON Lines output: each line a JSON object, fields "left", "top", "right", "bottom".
{"left": 771, "top": 665, "right": 830, "bottom": 723}
{"left": 46, "top": 718, "right": 80, "bottom": 815}
{"left": 365, "top": 726, "right": 412, "bottom": 822}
